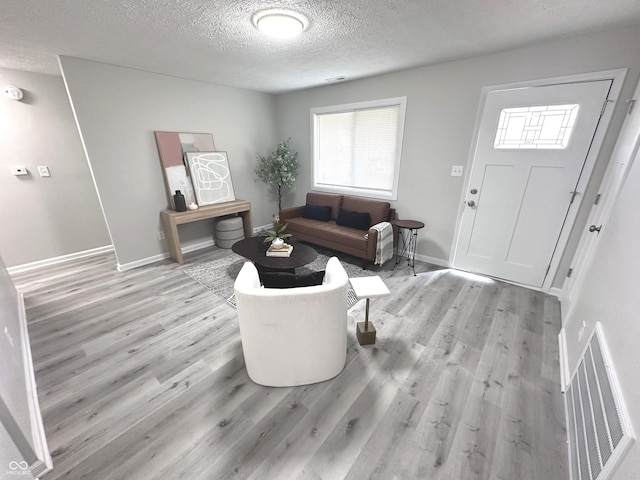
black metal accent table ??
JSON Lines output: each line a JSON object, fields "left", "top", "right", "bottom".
{"left": 393, "top": 219, "right": 425, "bottom": 276}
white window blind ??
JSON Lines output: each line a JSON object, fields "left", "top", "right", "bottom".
{"left": 311, "top": 97, "right": 406, "bottom": 200}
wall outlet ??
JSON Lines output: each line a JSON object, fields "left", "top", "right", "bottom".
{"left": 10, "top": 166, "right": 28, "bottom": 176}
{"left": 37, "top": 166, "right": 51, "bottom": 177}
{"left": 451, "top": 165, "right": 464, "bottom": 177}
{"left": 157, "top": 231, "right": 165, "bottom": 241}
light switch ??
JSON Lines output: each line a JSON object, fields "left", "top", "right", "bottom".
{"left": 37, "top": 166, "right": 51, "bottom": 177}
{"left": 451, "top": 165, "right": 464, "bottom": 177}
{"left": 10, "top": 166, "right": 28, "bottom": 176}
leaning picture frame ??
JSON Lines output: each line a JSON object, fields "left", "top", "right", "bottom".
{"left": 185, "top": 151, "right": 236, "bottom": 206}
{"left": 154, "top": 131, "right": 215, "bottom": 209}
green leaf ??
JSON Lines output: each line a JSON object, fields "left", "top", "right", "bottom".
{"left": 254, "top": 138, "right": 300, "bottom": 210}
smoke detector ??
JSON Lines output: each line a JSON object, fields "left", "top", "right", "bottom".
{"left": 3, "top": 85, "right": 23, "bottom": 101}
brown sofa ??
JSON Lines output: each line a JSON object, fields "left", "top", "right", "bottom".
{"left": 279, "top": 192, "right": 397, "bottom": 263}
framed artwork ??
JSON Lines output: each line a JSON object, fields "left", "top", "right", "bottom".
{"left": 185, "top": 151, "right": 236, "bottom": 205}
{"left": 154, "top": 131, "right": 215, "bottom": 208}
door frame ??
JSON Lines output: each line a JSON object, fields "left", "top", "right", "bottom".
{"left": 451, "top": 69, "right": 627, "bottom": 292}
{"left": 561, "top": 76, "right": 640, "bottom": 319}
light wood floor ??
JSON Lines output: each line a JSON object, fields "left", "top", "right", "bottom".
{"left": 11, "top": 247, "right": 569, "bottom": 480}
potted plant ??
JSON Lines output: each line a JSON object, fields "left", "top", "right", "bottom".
{"left": 263, "top": 222, "right": 292, "bottom": 248}
{"left": 255, "top": 138, "right": 299, "bottom": 219}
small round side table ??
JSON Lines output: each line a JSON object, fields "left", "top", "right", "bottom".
{"left": 393, "top": 219, "right": 425, "bottom": 276}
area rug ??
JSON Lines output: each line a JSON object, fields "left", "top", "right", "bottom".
{"left": 183, "top": 250, "right": 375, "bottom": 308}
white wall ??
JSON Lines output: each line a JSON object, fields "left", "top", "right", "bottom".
{"left": 59, "top": 57, "right": 279, "bottom": 268}
{"left": 0, "top": 420, "right": 35, "bottom": 480}
{"left": 0, "top": 252, "right": 50, "bottom": 477}
{"left": 275, "top": 24, "right": 640, "bottom": 282}
{"left": 0, "top": 68, "right": 110, "bottom": 267}
{"left": 561, "top": 142, "right": 640, "bottom": 479}
{"left": 0, "top": 255, "right": 32, "bottom": 451}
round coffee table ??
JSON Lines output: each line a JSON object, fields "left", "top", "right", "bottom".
{"left": 231, "top": 237, "right": 317, "bottom": 272}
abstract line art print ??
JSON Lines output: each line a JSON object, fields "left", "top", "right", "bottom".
{"left": 185, "top": 151, "right": 236, "bottom": 205}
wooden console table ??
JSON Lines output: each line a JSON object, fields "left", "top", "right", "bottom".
{"left": 161, "top": 199, "right": 253, "bottom": 264}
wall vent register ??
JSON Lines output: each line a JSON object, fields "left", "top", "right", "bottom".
{"left": 564, "top": 324, "right": 634, "bottom": 480}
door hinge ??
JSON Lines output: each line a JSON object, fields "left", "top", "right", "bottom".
{"left": 546, "top": 264, "right": 551, "bottom": 276}
{"left": 601, "top": 99, "right": 612, "bottom": 116}
{"left": 570, "top": 191, "right": 579, "bottom": 204}
{"left": 628, "top": 99, "right": 636, "bottom": 115}
{"left": 594, "top": 193, "right": 602, "bottom": 205}
{"left": 567, "top": 267, "right": 573, "bottom": 278}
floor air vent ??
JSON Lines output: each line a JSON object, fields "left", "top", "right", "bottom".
{"left": 564, "top": 323, "right": 633, "bottom": 480}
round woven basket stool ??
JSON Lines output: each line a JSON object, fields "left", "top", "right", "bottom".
{"left": 215, "top": 216, "right": 245, "bottom": 248}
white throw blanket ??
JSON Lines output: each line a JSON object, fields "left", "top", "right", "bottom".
{"left": 371, "top": 221, "right": 394, "bottom": 266}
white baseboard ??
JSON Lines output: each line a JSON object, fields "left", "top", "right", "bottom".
{"left": 118, "top": 227, "right": 272, "bottom": 272}
{"left": 116, "top": 239, "right": 215, "bottom": 272}
{"left": 111, "top": 227, "right": 449, "bottom": 273}
{"left": 7, "top": 245, "right": 114, "bottom": 275}
{"left": 558, "top": 327, "right": 570, "bottom": 392}
{"left": 413, "top": 252, "right": 449, "bottom": 268}
{"left": 548, "top": 287, "right": 563, "bottom": 299}
{"left": 253, "top": 224, "right": 273, "bottom": 234}
{"left": 17, "top": 292, "right": 53, "bottom": 477}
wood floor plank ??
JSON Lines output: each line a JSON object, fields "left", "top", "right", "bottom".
{"left": 440, "top": 394, "right": 502, "bottom": 480}
{"left": 408, "top": 350, "right": 476, "bottom": 478}
{"left": 342, "top": 389, "right": 422, "bottom": 480}
{"left": 541, "top": 294, "right": 563, "bottom": 383}
{"left": 9, "top": 248, "right": 569, "bottom": 479}
{"left": 298, "top": 341, "right": 423, "bottom": 480}
{"left": 49, "top": 359, "right": 218, "bottom": 478}
{"left": 468, "top": 287, "right": 520, "bottom": 408}
{"left": 209, "top": 393, "right": 309, "bottom": 480}
{"left": 246, "top": 348, "right": 381, "bottom": 480}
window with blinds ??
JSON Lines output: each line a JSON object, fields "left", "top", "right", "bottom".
{"left": 311, "top": 97, "right": 407, "bottom": 200}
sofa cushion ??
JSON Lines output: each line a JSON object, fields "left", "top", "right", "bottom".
{"left": 336, "top": 208, "right": 371, "bottom": 231}
{"left": 259, "top": 270, "right": 325, "bottom": 289}
{"left": 306, "top": 192, "right": 343, "bottom": 220}
{"left": 303, "top": 204, "right": 332, "bottom": 222}
{"left": 342, "top": 196, "right": 390, "bottom": 226}
{"left": 286, "top": 218, "right": 369, "bottom": 251}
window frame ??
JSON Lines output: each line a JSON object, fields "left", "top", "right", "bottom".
{"left": 310, "top": 96, "right": 407, "bottom": 201}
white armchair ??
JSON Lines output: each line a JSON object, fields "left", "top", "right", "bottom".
{"left": 233, "top": 256, "right": 349, "bottom": 387}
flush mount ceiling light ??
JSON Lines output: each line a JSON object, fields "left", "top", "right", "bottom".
{"left": 252, "top": 9, "right": 308, "bottom": 39}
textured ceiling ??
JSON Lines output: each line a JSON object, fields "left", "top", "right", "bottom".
{"left": 1, "top": 0, "right": 640, "bottom": 93}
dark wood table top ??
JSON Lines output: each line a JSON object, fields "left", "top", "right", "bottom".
{"left": 231, "top": 237, "right": 317, "bottom": 270}
{"left": 394, "top": 219, "right": 425, "bottom": 230}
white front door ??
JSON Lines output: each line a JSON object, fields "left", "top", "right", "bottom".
{"left": 454, "top": 80, "right": 612, "bottom": 287}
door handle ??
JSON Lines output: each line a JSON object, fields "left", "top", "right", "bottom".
{"left": 467, "top": 200, "right": 476, "bottom": 207}
{"left": 470, "top": 188, "right": 478, "bottom": 194}
{"left": 589, "top": 225, "right": 602, "bottom": 233}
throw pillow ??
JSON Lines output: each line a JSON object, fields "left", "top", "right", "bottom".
{"left": 259, "top": 270, "right": 326, "bottom": 289}
{"left": 336, "top": 208, "right": 371, "bottom": 231}
{"left": 302, "top": 204, "right": 332, "bottom": 222}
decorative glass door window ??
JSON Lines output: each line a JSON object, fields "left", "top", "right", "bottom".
{"left": 494, "top": 104, "right": 579, "bottom": 149}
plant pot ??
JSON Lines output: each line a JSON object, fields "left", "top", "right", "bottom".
{"left": 271, "top": 238, "right": 285, "bottom": 249}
